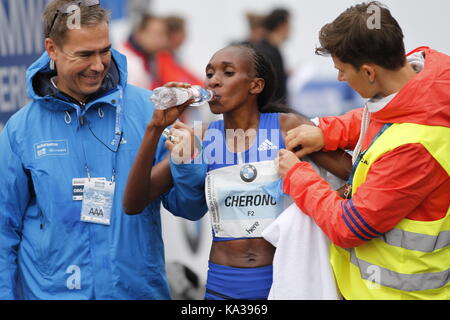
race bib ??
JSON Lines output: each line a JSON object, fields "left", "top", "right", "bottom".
{"left": 206, "top": 160, "right": 291, "bottom": 238}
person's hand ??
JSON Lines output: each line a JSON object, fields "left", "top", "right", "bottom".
{"left": 165, "top": 122, "right": 197, "bottom": 164}
{"left": 275, "top": 149, "right": 301, "bottom": 179}
{"left": 285, "top": 124, "right": 325, "bottom": 159}
{"left": 149, "top": 82, "right": 195, "bottom": 129}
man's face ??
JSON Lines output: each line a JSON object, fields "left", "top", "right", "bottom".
{"left": 46, "top": 22, "right": 112, "bottom": 103}
{"left": 332, "top": 56, "right": 376, "bottom": 99}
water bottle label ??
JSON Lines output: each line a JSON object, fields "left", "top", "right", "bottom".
{"left": 150, "top": 85, "right": 212, "bottom": 109}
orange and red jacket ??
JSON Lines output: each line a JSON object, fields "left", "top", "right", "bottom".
{"left": 154, "top": 50, "right": 203, "bottom": 89}
{"left": 283, "top": 47, "right": 450, "bottom": 248}
{"left": 123, "top": 41, "right": 202, "bottom": 90}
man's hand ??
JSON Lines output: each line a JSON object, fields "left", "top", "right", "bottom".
{"left": 285, "top": 124, "right": 325, "bottom": 159}
{"left": 276, "top": 149, "right": 301, "bottom": 179}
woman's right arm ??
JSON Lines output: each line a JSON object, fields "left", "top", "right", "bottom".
{"left": 160, "top": 122, "right": 209, "bottom": 221}
{"left": 123, "top": 83, "right": 193, "bottom": 214}
{"left": 123, "top": 120, "right": 169, "bottom": 214}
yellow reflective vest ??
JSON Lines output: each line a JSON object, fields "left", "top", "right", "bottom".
{"left": 330, "top": 123, "right": 450, "bottom": 300}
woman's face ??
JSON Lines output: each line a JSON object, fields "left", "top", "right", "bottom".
{"left": 205, "top": 46, "right": 256, "bottom": 114}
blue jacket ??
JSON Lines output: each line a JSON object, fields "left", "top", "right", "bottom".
{"left": 0, "top": 49, "right": 207, "bottom": 300}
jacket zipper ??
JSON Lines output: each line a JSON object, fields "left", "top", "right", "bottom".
{"left": 79, "top": 102, "right": 86, "bottom": 126}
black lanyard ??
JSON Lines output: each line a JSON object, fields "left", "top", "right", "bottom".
{"left": 78, "top": 86, "right": 124, "bottom": 182}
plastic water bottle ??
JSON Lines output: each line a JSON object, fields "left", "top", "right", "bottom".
{"left": 151, "top": 85, "right": 214, "bottom": 110}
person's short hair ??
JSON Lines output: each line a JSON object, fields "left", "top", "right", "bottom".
{"left": 165, "top": 15, "right": 185, "bottom": 34}
{"left": 262, "top": 8, "right": 289, "bottom": 32}
{"left": 315, "top": 1, "right": 406, "bottom": 70}
{"left": 135, "top": 14, "right": 161, "bottom": 32}
{"left": 43, "top": 0, "right": 110, "bottom": 46}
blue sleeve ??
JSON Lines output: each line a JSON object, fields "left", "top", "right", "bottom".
{"left": 161, "top": 155, "right": 208, "bottom": 221}
{"left": 0, "top": 125, "right": 30, "bottom": 299}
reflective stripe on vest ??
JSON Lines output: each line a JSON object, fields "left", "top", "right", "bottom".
{"left": 331, "top": 123, "right": 450, "bottom": 300}
{"left": 347, "top": 248, "right": 450, "bottom": 291}
{"left": 382, "top": 228, "right": 450, "bottom": 253}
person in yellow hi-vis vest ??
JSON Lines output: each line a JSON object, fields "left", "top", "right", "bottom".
{"left": 276, "top": 1, "right": 449, "bottom": 300}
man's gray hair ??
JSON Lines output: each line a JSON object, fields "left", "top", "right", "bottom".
{"left": 43, "top": 0, "right": 110, "bottom": 45}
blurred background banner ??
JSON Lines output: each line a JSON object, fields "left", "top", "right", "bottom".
{"left": 4, "top": 0, "right": 450, "bottom": 132}
{"left": 0, "top": 0, "right": 141, "bottom": 131}
{"left": 100, "top": 0, "right": 127, "bottom": 21}
{"left": 0, "top": 0, "right": 50, "bottom": 131}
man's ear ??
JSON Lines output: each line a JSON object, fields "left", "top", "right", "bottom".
{"left": 361, "top": 64, "right": 376, "bottom": 84}
{"left": 250, "top": 78, "right": 265, "bottom": 95}
{"left": 45, "top": 38, "right": 58, "bottom": 61}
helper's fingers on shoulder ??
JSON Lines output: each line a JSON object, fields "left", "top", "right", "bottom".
{"left": 284, "top": 132, "right": 296, "bottom": 145}
{"left": 286, "top": 127, "right": 299, "bottom": 137}
{"left": 287, "top": 124, "right": 308, "bottom": 136}
{"left": 278, "top": 149, "right": 296, "bottom": 160}
{"left": 294, "top": 148, "right": 311, "bottom": 160}
{"left": 286, "top": 137, "right": 303, "bottom": 152}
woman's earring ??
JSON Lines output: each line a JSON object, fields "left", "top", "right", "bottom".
{"left": 50, "top": 59, "right": 55, "bottom": 71}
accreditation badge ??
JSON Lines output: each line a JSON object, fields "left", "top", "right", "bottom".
{"left": 80, "top": 179, "right": 115, "bottom": 225}
{"left": 72, "top": 177, "right": 106, "bottom": 200}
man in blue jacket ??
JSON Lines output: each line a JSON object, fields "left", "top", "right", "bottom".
{"left": 0, "top": 0, "right": 206, "bottom": 299}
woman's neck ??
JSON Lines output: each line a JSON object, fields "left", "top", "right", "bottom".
{"left": 223, "top": 104, "right": 260, "bottom": 131}
{"left": 223, "top": 103, "right": 260, "bottom": 153}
